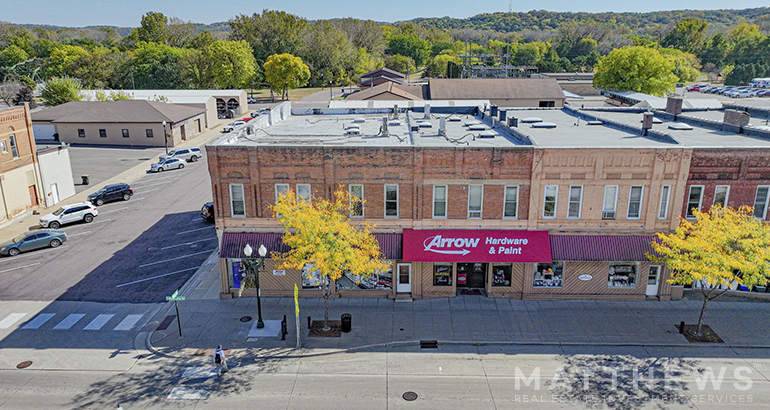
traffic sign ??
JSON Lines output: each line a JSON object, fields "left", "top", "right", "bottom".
{"left": 167, "top": 290, "right": 186, "bottom": 301}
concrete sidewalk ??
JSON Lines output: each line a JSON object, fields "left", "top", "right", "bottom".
{"left": 148, "top": 257, "right": 770, "bottom": 358}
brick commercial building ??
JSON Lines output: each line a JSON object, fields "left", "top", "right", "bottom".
{"left": 206, "top": 100, "right": 770, "bottom": 301}
{"left": 0, "top": 104, "right": 44, "bottom": 228}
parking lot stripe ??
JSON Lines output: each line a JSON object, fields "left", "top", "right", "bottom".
{"left": 0, "top": 313, "right": 27, "bottom": 329}
{"left": 97, "top": 207, "right": 128, "bottom": 215}
{"left": 160, "top": 237, "right": 217, "bottom": 250}
{"left": 116, "top": 266, "right": 201, "bottom": 288}
{"left": 134, "top": 181, "right": 170, "bottom": 189}
{"left": 135, "top": 175, "right": 177, "bottom": 183}
{"left": 53, "top": 313, "right": 85, "bottom": 330}
{"left": 84, "top": 314, "right": 114, "bottom": 330}
{"left": 175, "top": 226, "right": 213, "bottom": 235}
{"left": 0, "top": 263, "right": 41, "bottom": 274}
{"left": 134, "top": 188, "right": 160, "bottom": 195}
{"left": 22, "top": 313, "right": 55, "bottom": 329}
{"left": 113, "top": 314, "right": 144, "bottom": 331}
{"left": 138, "top": 249, "right": 214, "bottom": 268}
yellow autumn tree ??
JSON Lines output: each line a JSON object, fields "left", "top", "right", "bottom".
{"left": 649, "top": 205, "right": 770, "bottom": 335}
{"left": 272, "top": 185, "right": 391, "bottom": 330}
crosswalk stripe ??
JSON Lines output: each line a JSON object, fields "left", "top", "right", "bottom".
{"left": 84, "top": 314, "right": 114, "bottom": 330}
{"left": 22, "top": 313, "right": 55, "bottom": 329}
{"left": 113, "top": 314, "right": 143, "bottom": 331}
{"left": 0, "top": 313, "right": 26, "bottom": 329}
{"left": 53, "top": 314, "right": 85, "bottom": 330}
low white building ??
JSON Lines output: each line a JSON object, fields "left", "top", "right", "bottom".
{"left": 37, "top": 144, "right": 76, "bottom": 207}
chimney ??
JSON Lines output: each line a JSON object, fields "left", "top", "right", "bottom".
{"left": 392, "top": 104, "right": 399, "bottom": 119}
{"left": 499, "top": 109, "right": 507, "bottom": 121}
{"left": 424, "top": 104, "right": 431, "bottom": 119}
{"left": 666, "top": 96, "right": 683, "bottom": 115}
{"left": 722, "top": 109, "right": 750, "bottom": 133}
{"left": 382, "top": 116, "right": 389, "bottom": 135}
{"left": 642, "top": 112, "right": 654, "bottom": 135}
{"left": 439, "top": 116, "right": 446, "bottom": 136}
{"left": 490, "top": 105, "right": 498, "bottom": 117}
{"left": 508, "top": 117, "right": 518, "bottom": 127}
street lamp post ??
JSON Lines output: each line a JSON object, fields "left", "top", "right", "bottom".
{"left": 243, "top": 243, "right": 268, "bottom": 328}
{"left": 162, "top": 120, "right": 168, "bottom": 155}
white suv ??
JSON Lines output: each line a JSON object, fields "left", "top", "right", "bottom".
{"left": 39, "top": 202, "right": 98, "bottom": 229}
{"left": 159, "top": 147, "right": 202, "bottom": 162}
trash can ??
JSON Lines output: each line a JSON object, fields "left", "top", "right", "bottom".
{"left": 81, "top": 174, "right": 90, "bottom": 185}
{"left": 341, "top": 313, "right": 352, "bottom": 333}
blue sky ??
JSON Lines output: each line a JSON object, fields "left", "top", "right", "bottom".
{"left": 3, "top": 0, "right": 768, "bottom": 27}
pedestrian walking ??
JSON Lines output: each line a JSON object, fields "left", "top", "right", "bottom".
{"left": 213, "top": 345, "right": 228, "bottom": 376}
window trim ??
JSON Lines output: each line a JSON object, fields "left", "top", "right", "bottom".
{"left": 274, "top": 183, "right": 289, "bottom": 203}
{"left": 502, "top": 185, "right": 519, "bottom": 220}
{"left": 296, "top": 183, "right": 311, "bottom": 203}
{"left": 146, "top": 129, "right": 154, "bottom": 138}
{"left": 229, "top": 183, "right": 245, "bottom": 218}
{"left": 685, "top": 185, "right": 704, "bottom": 220}
{"left": 349, "top": 183, "right": 364, "bottom": 218}
{"left": 754, "top": 186, "right": 770, "bottom": 220}
{"left": 627, "top": 185, "right": 644, "bottom": 220}
{"left": 658, "top": 185, "right": 671, "bottom": 220}
{"left": 542, "top": 185, "right": 558, "bottom": 219}
{"left": 467, "top": 185, "right": 483, "bottom": 219}
{"left": 384, "top": 184, "right": 399, "bottom": 219}
{"left": 432, "top": 185, "right": 447, "bottom": 219}
{"left": 713, "top": 185, "right": 730, "bottom": 208}
{"left": 567, "top": 185, "right": 583, "bottom": 219}
{"left": 99, "top": 129, "right": 107, "bottom": 138}
{"left": 602, "top": 185, "right": 618, "bottom": 220}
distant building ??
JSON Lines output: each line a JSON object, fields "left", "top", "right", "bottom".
{"left": 32, "top": 100, "right": 206, "bottom": 147}
{"left": 37, "top": 144, "right": 76, "bottom": 207}
{"left": 345, "top": 82, "right": 426, "bottom": 101}
{"left": 428, "top": 78, "right": 565, "bottom": 107}
{"left": 359, "top": 68, "right": 406, "bottom": 88}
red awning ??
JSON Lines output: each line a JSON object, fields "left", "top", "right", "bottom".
{"left": 219, "top": 232, "right": 402, "bottom": 260}
{"left": 549, "top": 235, "right": 658, "bottom": 262}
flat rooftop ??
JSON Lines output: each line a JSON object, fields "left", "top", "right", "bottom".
{"left": 584, "top": 110, "right": 770, "bottom": 148}
{"left": 221, "top": 111, "right": 527, "bottom": 148}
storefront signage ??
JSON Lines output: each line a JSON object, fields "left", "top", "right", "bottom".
{"left": 403, "top": 229, "right": 552, "bottom": 263}
{"left": 273, "top": 270, "right": 286, "bottom": 276}
{"left": 578, "top": 274, "right": 593, "bottom": 281}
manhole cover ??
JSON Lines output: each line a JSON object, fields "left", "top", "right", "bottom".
{"left": 16, "top": 361, "right": 32, "bottom": 369}
{"left": 240, "top": 316, "right": 252, "bottom": 322}
{"left": 402, "top": 391, "right": 418, "bottom": 401}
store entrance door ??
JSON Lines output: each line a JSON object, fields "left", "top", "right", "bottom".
{"left": 457, "top": 263, "right": 487, "bottom": 288}
{"left": 646, "top": 266, "right": 660, "bottom": 296}
{"left": 396, "top": 263, "right": 411, "bottom": 293}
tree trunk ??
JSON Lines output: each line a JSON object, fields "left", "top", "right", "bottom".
{"left": 696, "top": 289, "right": 710, "bottom": 336}
{"left": 322, "top": 280, "right": 330, "bottom": 331}
{"left": 270, "top": 88, "right": 275, "bottom": 103}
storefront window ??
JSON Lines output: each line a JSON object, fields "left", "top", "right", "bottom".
{"left": 302, "top": 264, "right": 323, "bottom": 289}
{"left": 534, "top": 262, "right": 563, "bottom": 288}
{"left": 492, "top": 264, "right": 512, "bottom": 287}
{"left": 608, "top": 264, "right": 637, "bottom": 287}
{"left": 337, "top": 261, "right": 394, "bottom": 290}
{"left": 433, "top": 263, "right": 452, "bottom": 286}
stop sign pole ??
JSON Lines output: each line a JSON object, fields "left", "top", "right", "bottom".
{"left": 166, "top": 290, "right": 186, "bottom": 338}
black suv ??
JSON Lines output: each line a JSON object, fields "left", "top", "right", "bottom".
{"left": 88, "top": 183, "right": 133, "bottom": 206}
{"left": 201, "top": 202, "right": 214, "bottom": 222}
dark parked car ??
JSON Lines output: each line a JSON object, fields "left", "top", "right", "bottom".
{"left": 88, "top": 183, "right": 133, "bottom": 206}
{"left": 201, "top": 202, "right": 214, "bottom": 222}
{"left": 1, "top": 230, "right": 67, "bottom": 256}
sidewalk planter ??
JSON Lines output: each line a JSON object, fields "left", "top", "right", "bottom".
{"left": 670, "top": 285, "right": 684, "bottom": 300}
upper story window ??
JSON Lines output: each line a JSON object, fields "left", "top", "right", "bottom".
{"left": 433, "top": 185, "right": 447, "bottom": 218}
{"left": 384, "top": 184, "right": 398, "bottom": 218}
{"left": 146, "top": 129, "right": 154, "bottom": 138}
{"left": 99, "top": 129, "right": 107, "bottom": 138}
{"left": 754, "top": 186, "right": 769, "bottom": 220}
{"left": 229, "top": 184, "right": 245, "bottom": 218}
{"left": 296, "top": 184, "right": 311, "bottom": 202}
{"left": 349, "top": 184, "right": 363, "bottom": 217}
{"left": 602, "top": 185, "right": 618, "bottom": 220}
{"left": 77, "top": 129, "right": 85, "bottom": 138}
{"left": 658, "top": 185, "right": 671, "bottom": 220}
{"left": 503, "top": 186, "right": 518, "bottom": 219}
{"left": 686, "top": 185, "right": 704, "bottom": 219}
{"left": 8, "top": 135, "right": 18, "bottom": 158}
{"left": 543, "top": 185, "right": 558, "bottom": 219}
{"left": 275, "top": 184, "right": 289, "bottom": 202}
{"left": 713, "top": 185, "right": 730, "bottom": 208}
{"left": 627, "top": 186, "right": 644, "bottom": 219}
{"left": 567, "top": 186, "right": 583, "bottom": 219}
{"left": 467, "top": 185, "right": 483, "bottom": 219}
{"left": 122, "top": 129, "right": 130, "bottom": 138}
{"left": 0, "top": 140, "right": 6, "bottom": 153}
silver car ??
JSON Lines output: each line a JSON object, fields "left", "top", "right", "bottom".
{"left": 159, "top": 147, "right": 202, "bottom": 162}
{"left": 39, "top": 202, "right": 98, "bottom": 229}
{"left": 151, "top": 158, "right": 185, "bottom": 172}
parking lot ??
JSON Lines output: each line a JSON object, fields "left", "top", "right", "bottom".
{"left": 0, "top": 148, "right": 215, "bottom": 303}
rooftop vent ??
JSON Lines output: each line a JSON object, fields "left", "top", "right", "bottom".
{"left": 640, "top": 117, "right": 663, "bottom": 124}
{"left": 531, "top": 122, "right": 557, "bottom": 129}
{"left": 448, "top": 115, "right": 462, "bottom": 122}
{"left": 586, "top": 120, "right": 603, "bottom": 125}
{"left": 417, "top": 121, "right": 432, "bottom": 128}
{"left": 353, "top": 118, "right": 366, "bottom": 123}
{"left": 468, "top": 124, "right": 488, "bottom": 131}
{"left": 521, "top": 117, "right": 543, "bottom": 123}
{"left": 477, "top": 131, "right": 496, "bottom": 138}
{"left": 345, "top": 124, "right": 360, "bottom": 130}
{"left": 668, "top": 123, "right": 693, "bottom": 131}
{"left": 464, "top": 120, "right": 481, "bottom": 126}
{"left": 389, "top": 119, "right": 402, "bottom": 126}
{"left": 345, "top": 129, "right": 361, "bottom": 135}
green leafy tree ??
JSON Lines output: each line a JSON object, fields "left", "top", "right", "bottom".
{"left": 727, "top": 23, "right": 762, "bottom": 45}
{"left": 229, "top": 10, "right": 307, "bottom": 65}
{"left": 132, "top": 42, "right": 189, "bottom": 89}
{"left": 383, "top": 54, "right": 415, "bottom": 75}
{"left": 700, "top": 33, "right": 729, "bottom": 68}
{"left": 94, "top": 90, "right": 131, "bottom": 101}
{"left": 513, "top": 42, "right": 543, "bottom": 66}
{"left": 203, "top": 40, "right": 257, "bottom": 89}
{"left": 387, "top": 34, "right": 430, "bottom": 66}
{"left": 46, "top": 44, "right": 88, "bottom": 77}
{"left": 594, "top": 46, "right": 677, "bottom": 96}
{"left": 135, "top": 12, "right": 169, "bottom": 44}
{"left": 334, "top": 19, "right": 387, "bottom": 59}
{"left": 425, "top": 54, "right": 461, "bottom": 78}
{"left": 166, "top": 17, "right": 196, "bottom": 48}
{"left": 301, "top": 21, "right": 355, "bottom": 86}
{"left": 264, "top": 53, "right": 310, "bottom": 101}
{"left": 0, "top": 45, "right": 29, "bottom": 68}
{"left": 659, "top": 47, "right": 701, "bottom": 83}
{"left": 662, "top": 17, "right": 708, "bottom": 53}
{"left": 41, "top": 77, "right": 83, "bottom": 106}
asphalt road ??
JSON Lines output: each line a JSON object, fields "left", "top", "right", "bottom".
{"left": 0, "top": 148, "right": 215, "bottom": 303}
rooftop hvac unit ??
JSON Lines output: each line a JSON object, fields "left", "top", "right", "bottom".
{"left": 508, "top": 117, "right": 518, "bottom": 127}
{"left": 468, "top": 124, "right": 488, "bottom": 131}
{"left": 353, "top": 118, "right": 366, "bottom": 123}
{"left": 345, "top": 129, "right": 361, "bottom": 135}
{"left": 389, "top": 119, "right": 402, "bottom": 126}
{"left": 417, "top": 121, "right": 432, "bottom": 128}
{"left": 464, "top": 120, "right": 481, "bottom": 126}
{"left": 345, "top": 124, "right": 360, "bottom": 130}
{"left": 490, "top": 105, "right": 498, "bottom": 117}
{"left": 521, "top": 117, "right": 543, "bottom": 123}
{"left": 499, "top": 110, "right": 507, "bottom": 121}
{"left": 478, "top": 131, "right": 495, "bottom": 138}
{"left": 668, "top": 123, "right": 693, "bottom": 130}
{"left": 447, "top": 115, "right": 461, "bottom": 122}
{"left": 531, "top": 122, "right": 557, "bottom": 129}
{"left": 410, "top": 124, "right": 420, "bottom": 132}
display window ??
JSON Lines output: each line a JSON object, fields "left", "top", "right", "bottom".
{"left": 608, "top": 264, "right": 637, "bottom": 287}
{"left": 337, "top": 261, "right": 394, "bottom": 290}
{"left": 302, "top": 264, "right": 323, "bottom": 289}
{"left": 433, "top": 263, "right": 453, "bottom": 286}
{"left": 534, "top": 262, "right": 563, "bottom": 288}
{"left": 492, "top": 264, "right": 512, "bottom": 287}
